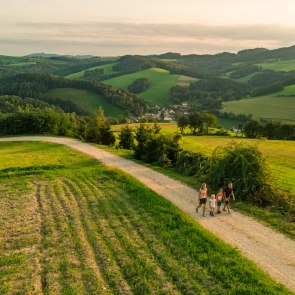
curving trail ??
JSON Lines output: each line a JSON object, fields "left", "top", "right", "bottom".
{"left": 1, "top": 136, "right": 295, "bottom": 292}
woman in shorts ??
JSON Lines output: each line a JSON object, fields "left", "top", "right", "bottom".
{"left": 196, "top": 183, "right": 208, "bottom": 217}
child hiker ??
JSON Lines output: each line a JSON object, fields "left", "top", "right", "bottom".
{"left": 209, "top": 194, "right": 216, "bottom": 216}
{"left": 216, "top": 189, "right": 223, "bottom": 214}
{"left": 196, "top": 183, "right": 207, "bottom": 217}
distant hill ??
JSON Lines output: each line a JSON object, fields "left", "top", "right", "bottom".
{"left": 1, "top": 45, "right": 295, "bottom": 119}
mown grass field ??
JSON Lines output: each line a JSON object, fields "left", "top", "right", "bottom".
{"left": 104, "top": 68, "right": 181, "bottom": 106}
{"left": 0, "top": 141, "right": 291, "bottom": 294}
{"left": 66, "top": 62, "right": 118, "bottom": 79}
{"left": 45, "top": 87, "right": 124, "bottom": 116}
{"left": 222, "top": 96, "right": 295, "bottom": 122}
{"left": 278, "top": 84, "right": 295, "bottom": 96}
{"left": 258, "top": 59, "right": 295, "bottom": 71}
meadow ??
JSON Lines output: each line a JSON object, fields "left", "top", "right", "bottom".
{"left": 258, "top": 59, "right": 295, "bottom": 72}
{"left": 278, "top": 84, "right": 295, "bottom": 96}
{"left": 222, "top": 96, "right": 295, "bottom": 122}
{"left": 45, "top": 87, "right": 124, "bottom": 116}
{"left": 104, "top": 68, "right": 181, "bottom": 106}
{"left": 66, "top": 62, "right": 118, "bottom": 79}
{"left": 0, "top": 141, "right": 291, "bottom": 294}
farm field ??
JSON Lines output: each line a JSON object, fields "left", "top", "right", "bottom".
{"left": 278, "top": 84, "right": 295, "bottom": 96}
{"left": 0, "top": 141, "right": 291, "bottom": 294}
{"left": 45, "top": 87, "right": 124, "bottom": 116}
{"left": 104, "top": 67, "right": 181, "bottom": 106}
{"left": 222, "top": 95, "right": 295, "bottom": 122}
{"left": 257, "top": 59, "right": 295, "bottom": 71}
{"left": 66, "top": 62, "right": 118, "bottom": 79}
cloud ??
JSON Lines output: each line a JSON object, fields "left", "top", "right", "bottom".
{"left": 1, "top": 21, "right": 295, "bottom": 55}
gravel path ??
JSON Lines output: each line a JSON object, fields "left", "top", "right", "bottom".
{"left": 1, "top": 136, "right": 295, "bottom": 292}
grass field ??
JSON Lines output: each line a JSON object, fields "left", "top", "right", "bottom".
{"left": 104, "top": 68, "right": 181, "bottom": 106}
{"left": 45, "top": 87, "right": 124, "bottom": 116}
{"left": 222, "top": 96, "right": 295, "bottom": 122}
{"left": 278, "top": 84, "right": 295, "bottom": 96}
{"left": 66, "top": 63, "right": 118, "bottom": 79}
{"left": 258, "top": 59, "right": 295, "bottom": 72}
{"left": 0, "top": 141, "right": 290, "bottom": 294}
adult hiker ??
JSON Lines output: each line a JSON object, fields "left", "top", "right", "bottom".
{"left": 222, "top": 181, "right": 235, "bottom": 214}
{"left": 196, "top": 183, "right": 208, "bottom": 217}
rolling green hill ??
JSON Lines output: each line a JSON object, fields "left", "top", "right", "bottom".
{"left": 258, "top": 59, "right": 295, "bottom": 72}
{"left": 66, "top": 62, "right": 118, "bottom": 79}
{"left": 46, "top": 88, "right": 124, "bottom": 116}
{"left": 222, "top": 95, "right": 295, "bottom": 122}
{"left": 104, "top": 67, "right": 182, "bottom": 106}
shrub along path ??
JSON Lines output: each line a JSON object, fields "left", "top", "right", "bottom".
{"left": 1, "top": 136, "right": 294, "bottom": 292}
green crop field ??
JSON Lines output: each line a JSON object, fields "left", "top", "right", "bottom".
{"left": 46, "top": 87, "right": 124, "bottom": 116}
{"left": 0, "top": 141, "right": 290, "bottom": 294}
{"left": 258, "top": 59, "right": 295, "bottom": 71}
{"left": 278, "top": 84, "right": 295, "bottom": 96}
{"left": 104, "top": 68, "right": 181, "bottom": 106}
{"left": 222, "top": 96, "right": 295, "bottom": 122}
{"left": 66, "top": 62, "right": 118, "bottom": 79}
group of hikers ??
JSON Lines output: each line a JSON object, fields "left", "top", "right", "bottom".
{"left": 196, "top": 181, "right": 235, "bottom": 217}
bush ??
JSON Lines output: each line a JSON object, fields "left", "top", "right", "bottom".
{"left": 133, "top": 124, "right": 181, "bottom": 167}
{"left": 118, "top": 125, "right": 134, "bottom": 149}
{"left": 207, "top": 142, "right": 273, "bottom": 205}
{"left": 175, "top": 151, "right": 209, "bottom": 177}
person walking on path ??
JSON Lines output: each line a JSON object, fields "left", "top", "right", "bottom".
{"left": 222, "top": 181, "right": 235, "bottom": 214}
{"left": 196, "top": 183, "right": 208, "bottom": 217}
{"left": 209, "top": 194, "right": 216, "bottom": 216}
{"left": 216, "top": 189, "right": 223, "bottom": 214}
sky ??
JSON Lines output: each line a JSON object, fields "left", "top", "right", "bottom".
{"left": 1, "top": 0, "right": 295, "bottom": 56}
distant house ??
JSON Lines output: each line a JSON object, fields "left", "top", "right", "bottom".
{"left": 163, "top": 116, "right": 173, "bottom": 122}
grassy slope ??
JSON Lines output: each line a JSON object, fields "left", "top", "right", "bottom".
{"left": 258, "top": 59, "right": 295, "bottom": 71}
{"left": 0, "top": 141, "right": 291, "bottom": 294}
{"left": 278, "top": 84, "right": 295, "bottom": 96}
{"left": 66, "top": 62, "right": 118, "bottom": 79}
{"left": 104, "top": 67, "right": 180, "bottom": 106}
{"left": 45, "top": 87, "right": 124, "bottom": 116}
{"left": 222, "top": 96, "right": 295, "bottom": 122}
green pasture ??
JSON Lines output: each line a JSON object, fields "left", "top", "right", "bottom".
{"left": 0, "top": 141, "right": 290, "bottom": 294}
{"left": 258, "top": 59, "right": 295, "bottom": 72}
{"left": 66, "top": 62, "right": 118, "bottom": 79}
{"left": 278, "top": 84, "right": 295, "bottom": 96}
{"left": 222, "top": 96, "right": 295, "bottom": 122}
{"left": 45, "top": 87, "right": 123, "bottom": 116}
{"left": 104, "top": 67, "right": 180, "bottom": 106}
{"left": 0, "top": 55, "right": 27, "bottom": 65}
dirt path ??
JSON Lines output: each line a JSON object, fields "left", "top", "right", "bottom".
{"left": 1, "top": 136, "right": 295, "bottom": 292}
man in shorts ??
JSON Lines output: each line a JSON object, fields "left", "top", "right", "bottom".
{"left": 222, "top": 181, "right": 235, "bottom": 214}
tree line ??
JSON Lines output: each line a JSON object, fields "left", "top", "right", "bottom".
{"left": 243, "top": 119, "right": 295, "bottom": 140}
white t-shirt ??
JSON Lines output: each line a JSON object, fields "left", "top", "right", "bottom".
{"left": 209, "top": 198, "right": 216, "bottom": 208}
